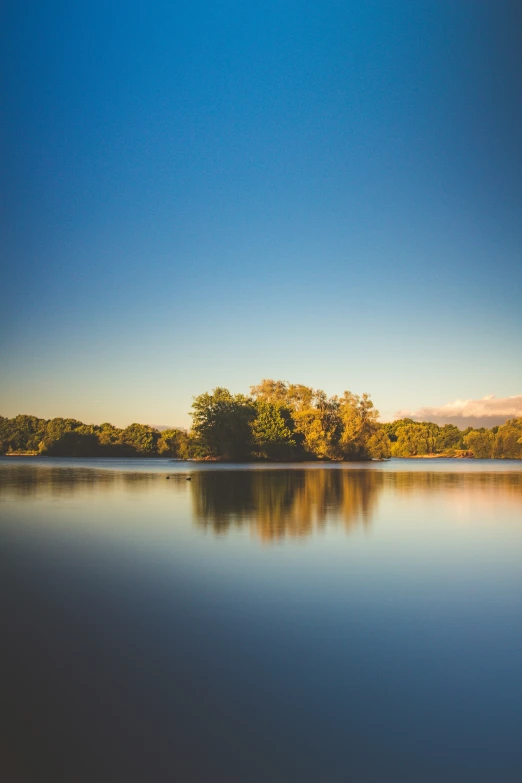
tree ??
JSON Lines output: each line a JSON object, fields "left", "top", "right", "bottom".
{"left": 464, "top": 429, "right": 494, "bottom": 459}
{"left": 383, "top": 419, "right": 415, "bottom": 445}
{"left": 285, "top": 383, "right": 316, "bottom": 413}
{"left": 436, "top": 424, "right": 464, "bottom": 453}
{"left": 251, "top": 379, "right": 318, "bottom": 415}
{"left": 253, "top": 379, "right": 367, "bottom": 459}
{"left": 39, "top": 430, "right": 100, "bottom": 456}
{"left": 121, "top": 423, "right": 161, "bottom": 454}
{"left": 392, "top": 423, "right": 423, "bottom": 456}
{"left": 157, "top": 429, "right": 191, "bottom": 458}
{"left": 416, "top": 422, "right": 440, "bottom": 454}
{"left": 39, "top": 418, "right": 85, "bottom": 455}
{"left": 367, "top": 428, "right": 391, "bottom": 459}
{"left": 250, "top": 379, "right": 291, "bottom": 406}
{"left": 291, "top": 390, "right": 341, "bottom": 459}
{"left": 0, "top": 414, "right": 47, "bottom": 453}
{"left": 191, "top": 388, "right": 256, "bottom": 460}
{"left": 390, "top": 421, "right": 441, "bottom": 457}
{"left": 492, "top": 419, "right": 522, "bottom": 459}
{"left": 97, "top": 422, "right": 123, "bottom": 445}
{"left": 251, "top": 379, "right": 339, "bottom": 458}
{"left": 251, "top": 401, "right": 298, "bottom": 460}
{"left": 338, "top": 392, "right": 379, "bottom": 459}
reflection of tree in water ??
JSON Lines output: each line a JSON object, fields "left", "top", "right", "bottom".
{"left": 191, "top": 469, "right": 522, "bottom": 541}
{"left": 191, "top": 470, "right": 383, "bottom": 541}
{"left": 382, "top": 470, "right": 522, "bottom": 509}
{"left": 0, "top": 466, "right": 186, "bottom": 499}
{"left": 2, "top": 466, "right": 521, "bottom": 539}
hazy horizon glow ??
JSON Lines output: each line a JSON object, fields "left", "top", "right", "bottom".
{"left": 2, "top": 1, "right": 521, "bottom": 428}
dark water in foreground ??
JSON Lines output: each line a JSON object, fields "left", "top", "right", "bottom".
{"left": 1, "top": 459, "right": 521, "bottom": 782}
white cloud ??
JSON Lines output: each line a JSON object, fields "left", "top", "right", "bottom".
{"left": 397, "top": 394, "right": 522, "bottom": 426}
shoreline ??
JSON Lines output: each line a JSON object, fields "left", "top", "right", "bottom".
{"left": 3, "top": 454, "right": 520, "bottom": 462}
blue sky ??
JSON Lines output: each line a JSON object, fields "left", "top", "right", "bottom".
{"left": 2, "top": 1, "right": 521, "bottom": 427}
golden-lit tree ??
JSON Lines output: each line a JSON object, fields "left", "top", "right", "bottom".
{"left": 338, "top": 391, "right": 379, "bottom": 459}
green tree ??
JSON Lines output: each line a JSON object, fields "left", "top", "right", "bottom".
{"left": 251, "top": 401, "right": 298, "bottom": 460}
{"left": 39, "top": 430, "right": 100, "bottom": 456}
{"left": 191, "top": 388, "right": 256, "bottom": 460}
{"left": 392, "top": 423, "right": 422, "bottom": 456}
{"left": 367, "top": 428, "right": 392, "bottom": 459}
{"left": 416, "top": 422, "right": 440, "bottom": 454}
{"left": 1, "top": 414, "right": 47, "bottom": 453}
{"left": 464, "top": 429, "right": 494, "bottom": 459}
{"left": 97, "top": 422, "right": 123, "bottom": 446}
{"left": 39, "top": 418, "right": 85, "bottom": 454}
{"left": 157, "top": 429, "right": 191, "bottom": 458}
{"left": 121, "top": 423, "right": 161, "bottom": 455}
{"left": 436, "top": 424, "right": 464, "bottom": 453}
{"left": 251, "top": 379, "right": 345, "bottom": 459}
{"left": 93, "top": 422, "right": 139, "bottom": 456}
{"left": 492, "top": 419, "right": 522, "bottom": 459}
{"left": 391, "top": 421, "right": 441, "bottom": 457}
{"left": 382, "top": 419, "right": 415, "bottom": 443}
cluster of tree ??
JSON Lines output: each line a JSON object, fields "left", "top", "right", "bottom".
{"left": 189, "top": 383, "right": 522, "bottom": 460}
{"left": 190, "top": 381, "right": 384, "bottom": 461}
{"left": 0, "top": 414, "right": 190, "bottom": 458}
{"left": 383, "top": 417, "right": 522, "bottom": 459}
{"left": 1, "top": 381, "right": 521, "bottom": 460}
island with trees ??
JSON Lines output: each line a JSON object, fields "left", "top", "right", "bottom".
{"left": 1, "top": 380, "right": 521, "bottom": 460}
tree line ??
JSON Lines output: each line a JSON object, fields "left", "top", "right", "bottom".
{"left": 1, "top": 379, "right": 521, "bottom": 460}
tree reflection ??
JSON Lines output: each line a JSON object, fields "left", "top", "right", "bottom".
{"left": 191, "top": 469, "right": 522, "bottom": 541}
{"left": 2, "top": 465, "right": 521, "bottom": 541}
{"left": 0, "top": 465, "right": 182, "bottom": 499}
{"left": 191, "top": 470, "right": 383, "bottom": 540}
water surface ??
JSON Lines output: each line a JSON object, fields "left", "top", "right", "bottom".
{"left": 1, "top": 459, "right": 521, "bottom": 782}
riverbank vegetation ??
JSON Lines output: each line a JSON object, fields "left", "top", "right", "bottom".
{"left": 1, "top": 380, "right": 521, "bottom": 460}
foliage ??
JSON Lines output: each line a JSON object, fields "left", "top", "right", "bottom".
{"left": 367, "top": 428, "right": 392, "bottom": 459}
{"left": 157, "top": 429, "right": 191, "bottom": 458}
{"left": 250, "top": 379, "right": 291, "bottom": 406}
{"left": 1, "top": 389, "right": 521, "bottom": 461}
{"left": 464, "top": 430, "right": 494, "bottom": 459}
{"left": 0, "top": 414, "right": 47, "bottom": 453}
{"left": 338, "top": 391, "right": 379, "bottom": 459}
{"left": 191, "top": 388, "right": 256, "bottom": 460}
{"left": 40, "top": 430, "right": 100, "bottom": 457}
{"left": 492, "top": 419, "right": 522, "bottom": 459}
{"left": 121, "top": 423, "right": 161, "bottom": 454}
{"left": 383, "top": 419, "right": 415, "bottom": 443}
{"left": 436, "top": 424, "right": 465, "bottom": 452}
{"left": 393, "top": 422, "right": 455, "bottom": 457}
{"left": 251, "top": 401, "right": 298, "bottom": 460}
{"left": 292, "top": 391, "right": 341, "bottom": 460}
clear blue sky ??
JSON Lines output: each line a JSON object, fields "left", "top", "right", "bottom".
{"left": 2, "top": 0, "right": 521, "bottom": 427}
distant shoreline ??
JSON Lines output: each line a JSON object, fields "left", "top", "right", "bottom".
{"left": 3, "top": 453, "right": 521, "bottom": 462}
{"left": 2, "top": 396, "right": 521, "bottom": 461}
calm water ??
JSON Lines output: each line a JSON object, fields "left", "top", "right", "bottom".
{"left": 1, "top": 458, "right": 521, "bottom": 782}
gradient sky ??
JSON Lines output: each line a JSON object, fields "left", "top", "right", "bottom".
{"left": 2, "top": 0, "right": 521, "bottom": 427}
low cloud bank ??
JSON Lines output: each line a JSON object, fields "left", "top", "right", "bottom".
{"left": 397, "top": 395, "right": 522, "bottom": 428}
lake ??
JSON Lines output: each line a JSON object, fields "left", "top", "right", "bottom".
{"left": 1, "top": 457, "right": 521, "bottom": 782}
